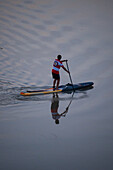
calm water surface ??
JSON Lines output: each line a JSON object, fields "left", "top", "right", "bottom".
{"left": 0, "top": 0, "right": 113, "bottom": 169}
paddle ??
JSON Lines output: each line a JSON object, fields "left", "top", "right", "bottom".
{"left": 66, "top": 61, "right": 73, "bottom": 85}
{"left": 66, "top": 60, "right": 75, "bottom": 92}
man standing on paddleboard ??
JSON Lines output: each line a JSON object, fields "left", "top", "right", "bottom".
{"left": 52, "top": 55, "right": 69, "bottom": 90}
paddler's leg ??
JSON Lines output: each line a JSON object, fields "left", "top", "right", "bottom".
{"left": 56, "top": 78, "right": 60, "bottom": 90}
{"left": 53, "top": 79, "right": 56, "bottom": 90}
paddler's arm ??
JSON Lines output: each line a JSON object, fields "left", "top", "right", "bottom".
{"left": 61, "top": 59, "right": 68, "bottom": 62}
{"left": 62, "top": 65, "right": 70, "bottom": 73}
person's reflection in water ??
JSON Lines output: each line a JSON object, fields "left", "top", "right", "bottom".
{"left": 51, "top": 93, "right": 68, "bottom": 124}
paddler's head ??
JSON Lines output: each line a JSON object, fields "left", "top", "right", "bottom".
{"left": 57, "top": 55, "right": 62, "bottom": 60}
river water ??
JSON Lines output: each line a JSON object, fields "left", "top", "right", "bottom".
{"left": 0, "top": 0, "right": 113, "bottom": 170}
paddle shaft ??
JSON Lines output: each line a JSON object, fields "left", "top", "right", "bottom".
{"left": 66, "top": 61, "right": 73, "bottom": 85}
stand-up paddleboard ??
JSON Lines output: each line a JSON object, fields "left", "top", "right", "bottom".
{"left": 20, "top": 88, "right": 62, "bottom": 96}
{"left": 20, "top": 82, "right": 94, "bottom": 96}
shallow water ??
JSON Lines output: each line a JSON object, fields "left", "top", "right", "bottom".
{"left": 0, "top": 0, "right": 113, "bottom": 169}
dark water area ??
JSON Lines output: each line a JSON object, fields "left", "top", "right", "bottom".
{"left": 0, "top": 0, "right": 113, "bottom": 169}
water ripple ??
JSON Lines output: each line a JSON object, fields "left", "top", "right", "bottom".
{"left": 0, "top": 0, "right": 113, "bottom": 106}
